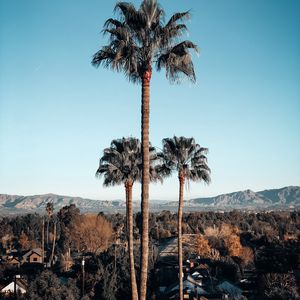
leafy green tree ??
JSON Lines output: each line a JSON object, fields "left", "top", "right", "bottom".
{"left": 92, "top": 1, "right": 198, "bottom": 297}
{"left": 57, "top": 204, "right": 81, "bottom": 253}
{"left": 80, "top": 246, "right": 128, "bottom": 300}
{"left": 96, "top": 137, "right": 161, "bottom": 300}
{"left": 27, "top": 270, "right": 79, "bottom": 300}
{"left": 159, "top": 136, "right": 210, "bottom": 299}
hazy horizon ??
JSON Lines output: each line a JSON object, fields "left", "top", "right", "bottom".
{"left": 1, "top": 184, "right": 299, "bottom": 202}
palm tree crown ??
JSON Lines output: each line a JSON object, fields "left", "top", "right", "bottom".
{"left": 92, "top": 0, "right": 198, "bottom": 83}
{"left": 160, "top": 136, "right": 211, "bottom": 182}
{"left": 96, "top": 137, "right": 161, "bottom": 185}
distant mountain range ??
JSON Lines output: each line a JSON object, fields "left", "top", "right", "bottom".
{"left": 0, "top": 186, "right": 299, "bottom": 214}
{"left": 183, "top": 186, "right": 300, "bottom": 208}
{"left": 0, "top": 193, "right": 126, "bottom": 214}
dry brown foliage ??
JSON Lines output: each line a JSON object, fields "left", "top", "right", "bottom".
{"left": 224, "top": 234, "right": 242, "bottom": 257}
{"left": 71, "top": 214, "right": 113, "bottom": 253}
{"left": 194, "top": 234, "right": 220, "bottom": 260}
{"left": 205, "top": 224, "right": 252, "bottom": 260}
{"left": 195, "top": 235, "right": 211, "bottom": 257}
{"left": 1, "top": 233, "right": 13, "bottom": 250}
{"left": 19, "top": 232, "right": 38, "bottom": 250}
{"left": 240, "top": 246, "right": 254, "bottom": 265}
{"left": 204, "top": 226, "right": 220, "bottom": 238}
{"left": 19, "top": 232, "right": 30, "bottom": 250}
{"left": 205, "top": 223, "right": 240, "bottom": 239}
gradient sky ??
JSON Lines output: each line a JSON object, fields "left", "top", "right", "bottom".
{"left": 1, "top": 0, "right": 299, "bottom": 201}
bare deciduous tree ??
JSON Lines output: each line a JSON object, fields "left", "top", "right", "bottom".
{"left": 261, "top": 273, "right": 299, "bottom": 299}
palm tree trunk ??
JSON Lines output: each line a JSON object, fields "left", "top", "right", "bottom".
{"left": 178, "top": 171, "right": 185, "bottom": 300}
{"left": 140, "top": 69, "right": 151, "bottom": 300}
{"left": 46, "top": 218, "right": 49, "bottom": 247}
{"left": 50, "top": 221, "right": 56, "bottom": 266}
{"left": 126, "top": 180, "right": 138, "bottom": 300}
{"left": 42, "top": 218, "right": 45, "bottom": 265}
{"left": 126, "top": 187, "right": 129, "bottom": 236}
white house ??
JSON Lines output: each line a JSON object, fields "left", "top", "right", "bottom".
{"left": 0, "top": 278, "right": 27, "bottom": 295}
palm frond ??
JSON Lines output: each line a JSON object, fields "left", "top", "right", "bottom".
{"left": 104, "top": 18, "right": 123, "bottom": 29}
{"left": 114, "top": 2, "right": 138, "bottom": 20}
{"left": 157, "top": 23, "right": 188, "bottom": 50}
{"left": 140, "top": 0, "right": 164, "bottom": 28}
{"left": 115, "top": 2, "right": 146, "bottom": 30}
{"left": 102, "top": 27, "right": 130, "bottom": 42}
{"left": 157, "top": 40, "right": 199, "bottom": 83}
{"left": 171, "top": 41, "right": 199, "bottom": 55}
{"left": 166, "top": 11, "right": 190, "bottom": 27}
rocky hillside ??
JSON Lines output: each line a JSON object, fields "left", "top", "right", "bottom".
{"left": 185, "top": 186, "right": 300, "bottom": 208}
{"left": 0, "top": 193, "right": 127, "bottom": 214}
{"left": 0, "top": 186, "right": 299, "bottom": 214}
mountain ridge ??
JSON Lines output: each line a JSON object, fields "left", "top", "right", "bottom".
{"left": 0, "top": 186, "right": 299, "bottom": 214}
{"left": 184, "top": 186, "right": 300, "bottom": 208}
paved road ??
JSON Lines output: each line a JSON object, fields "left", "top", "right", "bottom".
{"left": 158, "top": 237, "right": 178, "bottom": 258}
{"left": 158, "top": 234, "right": 197, "bottom": 258}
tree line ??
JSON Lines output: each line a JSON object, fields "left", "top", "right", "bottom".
{"left": 0, "top": 205, "right": 113, "bottom": 259}
{"left": 0, "top": 209, "right": 299, "bottom": 299}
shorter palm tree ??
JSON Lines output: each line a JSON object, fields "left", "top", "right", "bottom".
{"left": 159, "top": 136, "right": 211, "bottom": 300}
{"left": 96, "top": 137, "right": 161, "bottom": 300}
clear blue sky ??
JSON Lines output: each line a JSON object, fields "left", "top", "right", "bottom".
{"left": 1, "top": 0, "right": 299, "bottom": 201}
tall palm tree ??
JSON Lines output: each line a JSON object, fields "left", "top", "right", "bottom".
{"left": 159, "top": 136, "right": 211, "bottom": 300}
{"left": 96, "top": 137, "right": 161, "bottom": 300}
{"left": 92, "top": 2, "right": 198, "bottom": 297}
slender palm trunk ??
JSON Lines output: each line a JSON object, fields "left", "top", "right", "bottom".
{"left": 140, "top": 70, "right": 151, "bottom": 300}
{"left": 126, "top": 188, "right": 129, "bottom": 235}
{"left": 42, "top": 218, "right": 45, "bottom": 265}
{"left": 46, "top": 218, "right": 49, "bottom": 246}
{"left": 50, "top": 221, "right": 56, "bottom": 266}
{"left": 178, "top": 171, "right": 185, "bottom": 300}
{"left": 126, "top": 180, "right": 138, "bottom": 300}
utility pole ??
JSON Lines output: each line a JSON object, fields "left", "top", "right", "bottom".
{"left": 81, "top": 257, "right": 85, "bottom": 298}
{"left": 14, "top": 275, "right": 16, "bottom": 300}
{"left": 14, "top": 275, "right": 20, "bottom": 300}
